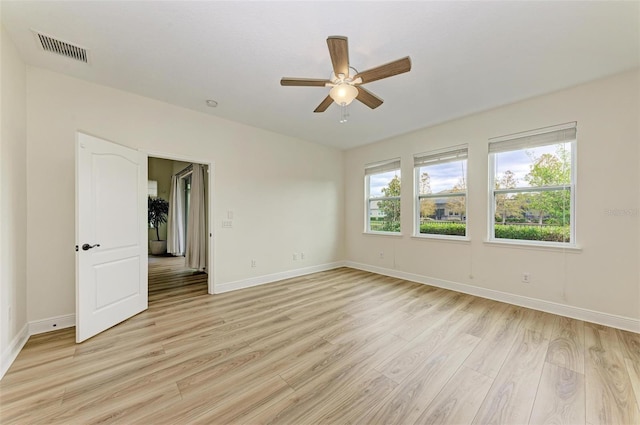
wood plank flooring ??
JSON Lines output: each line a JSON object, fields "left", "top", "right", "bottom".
{"left": 1, "top": 258, "right": 638, "bottom": 424}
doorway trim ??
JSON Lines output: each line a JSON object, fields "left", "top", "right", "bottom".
{"left": 145, "top": 150, "right": 215, "bottom": 294}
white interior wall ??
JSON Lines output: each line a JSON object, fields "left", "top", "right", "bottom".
{"left": 25, "top": 67, "right": 344, "bottom": 323}
{"left": 345, "top": 69, "right": 640, "bottom": 324}
{"left": 0, "top": 25, "right": 28, "bottom": 372}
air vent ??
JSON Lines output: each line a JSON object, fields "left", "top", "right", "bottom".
{"left": 33, "top": 31, "right": 88, "bottom": 63}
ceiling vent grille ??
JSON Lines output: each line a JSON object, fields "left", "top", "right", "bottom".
{"left": 33, "top": 31, "right": 88, "bottom": 63}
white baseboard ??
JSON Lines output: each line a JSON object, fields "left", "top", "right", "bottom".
{"left": 345, "top": 261, "right": 640, "bottom": 334}
{"left": 1, "top": 314, "right": 75, "bottom": 381}
{"left": 215, "top": 261, "right": 346, "bottom": 294}
{"left": 1, "top": 323, "right": 29, "bottom": 380}
{"left": 28, "top": 314, "right": 76, "bottom": 335}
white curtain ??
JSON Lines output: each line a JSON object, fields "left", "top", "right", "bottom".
{"left": 167, "top": 175, "right": 184, "bottom": 256}
{"left": 186, "top": 164, "right": 207, "bottom": 271}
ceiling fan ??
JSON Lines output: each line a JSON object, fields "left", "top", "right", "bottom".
{"left": 280, "top": 36, "right": 412, "bottom": 118}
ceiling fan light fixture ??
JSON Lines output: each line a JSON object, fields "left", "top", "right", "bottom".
{"left": 329, "top": 83, "right": 358, "bottom": 106}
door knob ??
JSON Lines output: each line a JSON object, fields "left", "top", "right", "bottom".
{"left": 82, "top": 243, "right": 100, "bottom": 251}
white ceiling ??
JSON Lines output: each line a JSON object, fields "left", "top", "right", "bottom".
{"left": 2, "top": 1, "right": 639, "bottom": 150}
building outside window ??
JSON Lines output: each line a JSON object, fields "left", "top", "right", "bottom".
{"left": 414, "top": 146, "right": 468, "bottom": 238}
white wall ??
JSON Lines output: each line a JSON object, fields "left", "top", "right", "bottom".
{"left": 345, "top": 70, "right": 640, "bottom": 323}
{"left": 25, "top": 67, "right": 344, "bottom": 323}
{"left": 0, "top": 26, "right": 28, "bottom": 370}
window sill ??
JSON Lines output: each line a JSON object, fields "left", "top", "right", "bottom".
{"left": 411, "top": 234, "right": 470, "bottom": 243}
{"left": 483, "top": 239, "right": 582, "bottom": 252}
{"left": 363, "top": 231, "right": 404, "bottom": 237}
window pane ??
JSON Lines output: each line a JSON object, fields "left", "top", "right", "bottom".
{"left": 367, "top": 169, "right": 401, "bottom": 233}
{"left": 369, "top": 199, "right": 400, "bottom": 232}
{"left": 416, "top": 155, "right": 467, "bottom": 238}
{"left": 495, "top": 142, "right": 571, "bottom": 188}
{"left": 494, "top": 192, "right": 527, "bottom": 223}
{"left": 417, "top": 160, "right": 467, "bottom": 194}
{"left": 419, "top": 196, "right": 466, "bottom": 236}
{"left": 369, "top": 171, "right": 400, "bottom": 198}
{"left": 494, "top": 190, "right": 570, "bottom": 242}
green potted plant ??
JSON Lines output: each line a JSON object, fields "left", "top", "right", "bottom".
{"left": 148, "top": 196, "right": 169, "bottom": 255}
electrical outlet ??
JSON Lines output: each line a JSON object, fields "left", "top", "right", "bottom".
{"left": 379, "top": 251, "right": 384, "bottom": 259}
{"left": 521, "top": 272, "right": 531, "bottom": 283}
{"left": 251, "top": 259, "right": 257, "bottom": 268}
{"left": 222, "top": 220, "right": 233, "bottom": 228}
{"left": 300, "top": 252, "right": 305, "bottom": 260}
{"left": 293, "top": 253, "right": 298, "bottom": 261}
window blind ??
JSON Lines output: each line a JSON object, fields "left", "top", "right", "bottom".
{"left": 365, "top": 158, "right": 401, "bottom": 175}
{"left": 489, "top": 122, "right": 576, "bottom": 154}
{"left": 414, "top": 146, "right": 468, "bottom": 167}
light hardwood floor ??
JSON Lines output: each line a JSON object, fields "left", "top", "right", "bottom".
{"left": 1, "top": 258, "right": 638, "bottom": 424}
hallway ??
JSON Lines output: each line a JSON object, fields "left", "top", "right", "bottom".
{"left": 148, "top": 255, "right": 208, "bottom": 306}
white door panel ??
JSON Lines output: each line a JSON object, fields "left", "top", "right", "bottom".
{"left": 94, "top": 257, "right": 140, "bottom": 309}
{"left": 76, "top": 132, "right": 148, "bottom": 342}
{"left": 93, "top": 154, "right": 139, "bottom": 248}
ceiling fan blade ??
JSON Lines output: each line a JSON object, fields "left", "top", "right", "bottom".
{"left": 314, "top": 95, "right": 334, "bottom": 113}
{"left": 356, "top": 87, "right": 384, "bottom": 109}
{"left": 281, "top": 78, "right": 331, "bottom": 87}
{"left": 355, "top": 56, "right": 412, "bottom": 84}
{"left": 327, "top": 36, "right": 349, "bottom": 78}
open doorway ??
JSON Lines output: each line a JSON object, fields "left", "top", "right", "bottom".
{"left": 147, "top": 156, "right": 211, "bottom": 302}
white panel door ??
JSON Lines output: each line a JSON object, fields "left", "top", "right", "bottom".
{"left": 76, "top": 132, "right": 148, "bottom": 343}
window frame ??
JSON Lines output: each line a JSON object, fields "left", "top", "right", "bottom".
{"left": 413, "top": 145, "right": 469, "bottom": 240}
{"left": 364, "top": 159, "right": 402, "bottom": 234}
{"left": 487, "top": 123, "right": 577, "bottom": 248}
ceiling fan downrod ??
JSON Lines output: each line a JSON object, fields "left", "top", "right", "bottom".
{"left": 339, "top": 103, "right": 349, "bottom": 124}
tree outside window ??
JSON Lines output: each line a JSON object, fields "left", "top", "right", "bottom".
{"left": 365, "top": 160, "right": 401, "bottom": 233}
{"left": 376, "top": 175, "right": 401, "bottom": 232}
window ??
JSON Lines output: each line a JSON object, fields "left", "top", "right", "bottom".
{"left": 148, "top": 180, "right": 158, "bottom": 197}
{"left": 365, "top": 159, "right": 401, "bottom": 233}
{"left": 488, "top": 123, "right": 576, "bottom": 245}
{"left": 414, "top": 146, "right": 468, "bottom": 238}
